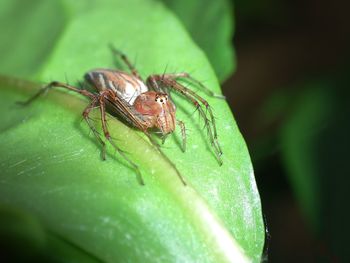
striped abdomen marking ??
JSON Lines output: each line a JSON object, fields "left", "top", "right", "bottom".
{"left": 85, "top": 69, "right": 148, "bottom": 105}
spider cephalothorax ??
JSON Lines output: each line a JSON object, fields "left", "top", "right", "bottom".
{"left": 134, "top": 91, "right": 176, "bottom": 134}
{"left": 22, "top": 46, "right": 224, "bottom": 185}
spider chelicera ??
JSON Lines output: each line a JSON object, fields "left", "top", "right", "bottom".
{"left": 22, "top": 46, "right": 224, "bottom": 185}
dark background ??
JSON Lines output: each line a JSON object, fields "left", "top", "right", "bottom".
{"left": 223, "top": 0, "right": 350, "bottom": 262}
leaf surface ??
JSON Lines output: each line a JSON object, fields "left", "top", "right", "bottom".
{"left": 162, "top": 0, "right": 235, "bottom": 81}
{"left": 0, "top": 0, "right": 264, "bottom": 262}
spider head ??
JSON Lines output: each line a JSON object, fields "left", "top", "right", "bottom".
{"left": 134, "top": 91, "right": 176, "bottom": 134}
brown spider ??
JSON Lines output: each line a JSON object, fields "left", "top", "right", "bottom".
{"left": 22, "top": 46, "right": 224, "bottom": 185}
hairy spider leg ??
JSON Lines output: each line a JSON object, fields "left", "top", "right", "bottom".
{"left": 82, "top": 97, "right": 107, "bottom": 160}
{"left": 20, "top": 81, "right": 147, "bottom": 185}
{"left": 171, "top": 73, "right": 225, "bottom": 156}
{"left": 104, "top": 92, "right": 187, "bottom": 186}
{"left": 166, "top": 72, "right": 226, "bottom": 99}
{"left": 109, "top": 44, "right": 143, "bottom": 80}
{"left": 161, "top": 133, "right": 169, "bottom": 145}
{"left": 98, "top": 90, "right": 145, "bottom": 185}
{"left": 144, "top": 130, "right": 187, "bottom": 185}
{"left": 145, "top": 77, "right": 186, "bottom": 151}
{"left": 18, "top": 81, "right": 95, "bottom": 106}
{"left": 155, "top": 73, "right": 223, "bottom": 156}
{"left": 146, "top": 74, "right": 162, "bottom": 92}
{"left": 177, "top": 120, "right": 187, "bottom": 152}
{"left": 148, "top": 75, "right": 223, "bottom": 165}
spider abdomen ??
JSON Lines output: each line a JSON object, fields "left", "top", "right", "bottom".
{"left": 85, "top": 69, "right": 148, "bottom": 105}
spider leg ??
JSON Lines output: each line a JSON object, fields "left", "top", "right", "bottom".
{"left": 18, "top": 81, "right": 95, "bottom": 105}
{"left": 148, "top": 75, "right": 223, "bottom": 165}
{"left": 142, "top": 128, "right": 187, "bottom": 185}
{"left": 177, "top": 120, "right": 186, "bottom": 152}
{"left": 146, "top": 75, "right": 160, "bottom": 91}
{"left": 156, "top": 73, "right": 224, "bottom": 156}
{"left": 82, "top": 97, "right": 107, "bottom": 160}
{"left": 105, "top": 94, "right": 187, "bottom": 185}
{"left": 147, "top": 75, "right": 169, "bottom": 94}
{"left": 161, "top": 134, "right": 169, "bottom": 145}
{"left": 98, "top": 90, "right": 145, "bottom": 185}
{"left": 109, "top": 44, "right": 143, "bottom": 81}
{"left": 151, "top": 73, "right": 223, "bottom": 155}
{"left": 163, "top": 74, "right": 223, "bottom": 154}
{"left": 19, "top": 80, "right": 108, "bottom": 158}
{"left": 162, "top": 72, "right": 226, "bottom": 99}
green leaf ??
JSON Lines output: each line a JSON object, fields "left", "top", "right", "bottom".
{"left": 0, "top": 204, "right": 46, "bottom": 262}
{"left": 162, "top": 0, "right": 236, "bottom": 82}
{"left": 0, "top": 0, "right": 66, "bottom": 78}
{"left": 0, "top": 0, "right": 264, "bottom": 262}
{"left": 0, "top": 204, "right": 101, "bottom": 263}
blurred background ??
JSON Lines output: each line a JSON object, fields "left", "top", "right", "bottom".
{"left": 224, "top": 0, "right": 350, "bottom": 261}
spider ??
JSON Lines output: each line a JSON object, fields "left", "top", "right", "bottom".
{"left": 21, "top": 46, "right": 224, "bottom": 185}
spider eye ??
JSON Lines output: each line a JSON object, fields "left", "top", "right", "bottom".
{"left": 160, "top": 99, "right": 163, "bottom": 103}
